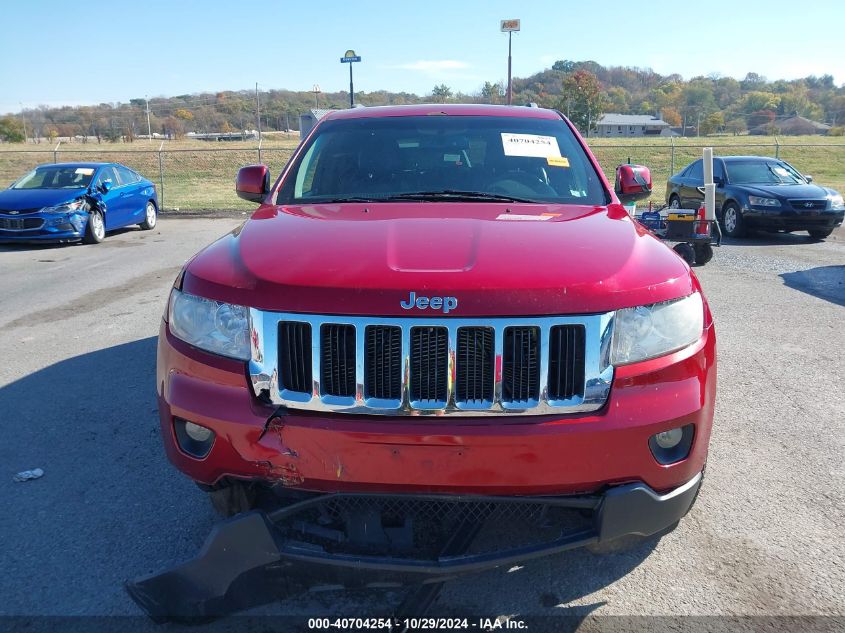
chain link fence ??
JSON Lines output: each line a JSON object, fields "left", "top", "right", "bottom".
{"left": 1, "top": 140, "right": 843, "bottom": 210}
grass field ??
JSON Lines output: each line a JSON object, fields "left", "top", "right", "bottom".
{"left": 1, "top": 135, "right": 843, "bottom": 210}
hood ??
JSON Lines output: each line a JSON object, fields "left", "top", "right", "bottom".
{"left": 0, "top": 187, "right": 85, "bottom": 212}
{"left": 181, "top": 202, "right": 694, "bottom": 317}
{"left": 741, "top": 182, "right": 831, "bottom": 200}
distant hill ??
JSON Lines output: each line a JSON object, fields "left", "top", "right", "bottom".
{"left": 3, "top": 60, "right": 843, "bottom": 142}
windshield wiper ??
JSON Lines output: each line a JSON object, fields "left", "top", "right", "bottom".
{"left": 384, "top": 190, "right": 539, "bottom": 203}
{"left": 309, "top": 196, "right": 386, "bottom": 203}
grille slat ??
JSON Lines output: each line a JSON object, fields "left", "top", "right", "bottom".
{"left": 279, "top": 322, "right": 312, "bottom": 393}
{"left": 456, "top": 327, "right": 494, "bottom": 403}
{"left": 321, "top": 324, "right": 355, "bottom": 397}
{"left": 410, "top": 327, "right": 448, "bottom": 404}
{"left": 548, "top": 325, "right": 585, "bottom": 401}
{"left": 502, "top": 327, "right": 540, "bottom": 403}
{"left": 366, "top": 326, "right": 402, "bottom": 400}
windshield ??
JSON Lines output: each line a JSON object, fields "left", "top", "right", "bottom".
{"left": 726, "top": 160, "right": 806, "bottom": 185}
{"left": 12, "top": 165, "right": 96, "bottom": 190}
{"left": 277, "top": 115, "right": 608, "bottom": 205}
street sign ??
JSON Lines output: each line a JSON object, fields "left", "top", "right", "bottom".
{"left": 500, "top": 19, "right": 520, "bottom": 32}
{"left": 341, "top": 50, "right": 362, "bottom": 63}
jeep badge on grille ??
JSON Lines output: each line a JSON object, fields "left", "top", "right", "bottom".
{"left": 400, "top": 291, "right": 458, "bottom": 314}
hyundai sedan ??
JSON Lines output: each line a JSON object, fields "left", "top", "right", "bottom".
{"left": 665, "top": 156, "right": 844, "bottom": 239}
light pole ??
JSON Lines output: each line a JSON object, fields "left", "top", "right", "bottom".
{"left": 313, "top": 84, "right": 321, "bottom": 109}
{"left": 19, "top": 102, "right": 27, "bottom": 143}
{"left": 500, "top": 19, "right": 520, "bottom": 106}
{"left": 340, "top": 50, "right": 362, "bottom": 108}
{"left": 145, "top": 96, "right": 152, "bottom": 143}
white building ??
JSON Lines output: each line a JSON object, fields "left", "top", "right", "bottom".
{"left": 596, "top": 114, "right": 674, "bottom": 137}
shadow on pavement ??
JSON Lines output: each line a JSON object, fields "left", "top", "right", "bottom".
{"left": 1, "top": 337, "right": 659, "bottom": 626}
{"left": 781, "top": 265, "right": 845, "bottom": 307}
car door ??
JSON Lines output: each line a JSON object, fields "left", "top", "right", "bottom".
{"left": 114, "top": 166, "right": 147, "bottom": 226}
{"left": 679, "top": 160, "right": 703, "bottom": 209}
{"left": 94, "top": 166, "right": 124, "bottom": 229}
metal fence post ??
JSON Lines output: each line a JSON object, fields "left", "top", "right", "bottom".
{"left": 775, "top": 137, "right": 780, "bottom": 158}
{"left": 670, "top": 137, "right": 675, "bottom": 175}
{"left": 53, "top": 141, "right": 61, "bottom": 163}
{"left": 158, "top": 142, "right": 165, "bottom": 210}
{"left": 258, "top": 138, "right": 262, "bottom": 164}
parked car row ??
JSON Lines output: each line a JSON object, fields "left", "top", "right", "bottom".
{"left": 665, "top": 155, "right": 844, "bottom": 240}
{"left": 0, "top": 162, "right": 158, "bottom": 244}
{"left": 2, "top": 153, "right": 842, "bottom": 246}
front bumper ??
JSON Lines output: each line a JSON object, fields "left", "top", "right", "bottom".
{"left": 743, "top": 207, "right": 844, "bottom": 231}
{"left": 127, "top": 472, "right": 702, "bottom": 619}
{"left": 0, "top": 211, "right": 87, "bottom": 243}
{"left": 157, "top": 316, "right": 716, "bottom": 496}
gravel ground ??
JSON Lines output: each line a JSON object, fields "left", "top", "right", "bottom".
{"left": 0, "top": 218, "right": 842, "bottom": 631}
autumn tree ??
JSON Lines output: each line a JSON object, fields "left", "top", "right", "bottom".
{"left": 559, "top": 70, "right": 607, "bottom": 134}
{"left": 0, "top": 115, "right": 25, "bottom": 142}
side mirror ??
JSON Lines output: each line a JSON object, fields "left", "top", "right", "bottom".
{"left": 99, "top": 180, "right": 112, "bottom": 194}
{"left": 235, "top": 165, "right": 270, "bottom": 203}
{"left": 713, "top": 176, "right": 725, "bottom": 187}
{"left": 614, "top": 163, "right": 652, "bottom": 204}
{"left": 805, "top": 175, "right": 813, "bottom": 183}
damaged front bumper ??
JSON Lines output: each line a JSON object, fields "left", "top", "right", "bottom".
{"left": 0, "top": 210, "right": 88, "bottom": 242}
{"left": 126, "top": 472, "right": 702, "bottom": 620}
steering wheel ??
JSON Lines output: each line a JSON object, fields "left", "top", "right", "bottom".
{"left": 487, "top": 169, "right": 557, "bottom": 197}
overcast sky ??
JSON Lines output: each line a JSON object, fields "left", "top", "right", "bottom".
{"left": 2, "top": 0, "right": 844, "bottom": 113}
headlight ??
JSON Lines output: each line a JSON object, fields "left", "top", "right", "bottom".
{"left": 830, "top": 194, "right": 844, "bottom": 210}
{"left": 42, "top": 201, "right": 84, "bottom": 214}
{"left": 611, "top": 293, "right": 704, "bottom": 365}
{"left": 747, "top": 195, "right": 780, "bottom": 207}
{"left": 168, "top": 289, "right": 250, "bottom": 360}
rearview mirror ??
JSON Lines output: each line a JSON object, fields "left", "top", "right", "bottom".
{"left": 235, "top": 165, "right": 270, "bottom": 203}
{"left": 614, "top": 163, "right": 652, "bottom": 204}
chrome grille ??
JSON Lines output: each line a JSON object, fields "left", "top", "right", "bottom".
{"left": 250, "top": 312, "right": 614, "bottom": 416}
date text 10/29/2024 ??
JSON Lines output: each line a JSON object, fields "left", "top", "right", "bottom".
{"left": 308, "top": 617, "right": 528, "bottom": 630}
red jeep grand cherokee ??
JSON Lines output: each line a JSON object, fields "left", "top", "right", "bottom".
{"left": 156, "top": 104, "right": 715, "bottom": 581}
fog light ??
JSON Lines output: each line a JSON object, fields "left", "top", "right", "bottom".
{"left": 654, "top": 428, "right": 683, "bottom": 449}
{"left": 184, "top": 421, "right": 213, "bottom": 442}
{"left": 174, "top": 417, "right": 215, "bottom": 458}
{"left": 649, "top": 424, "right": 695, "bottom": 465}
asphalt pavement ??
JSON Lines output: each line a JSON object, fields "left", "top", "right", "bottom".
{"left": 1, "top": 217, "right": 842, "bottom": 630}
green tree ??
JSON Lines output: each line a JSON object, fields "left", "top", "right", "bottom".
{"left": 0, "top": 115, "right": 25, "bottom": 142}
{"left": 559, "top": 70, "right": 607, "bottom": 134}
{"left": 431, "top": 84, "right": 453, "bottom": 103}
{"left": 480, "top": 81, "right": 504, "bottom": 104}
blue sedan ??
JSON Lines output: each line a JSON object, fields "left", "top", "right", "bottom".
{"left": 0, "top": 162, "right": 158, "bottom": 244}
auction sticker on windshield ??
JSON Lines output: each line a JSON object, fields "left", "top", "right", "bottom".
{"left": 501, "top": 133, "right": 560, "bottom": 158}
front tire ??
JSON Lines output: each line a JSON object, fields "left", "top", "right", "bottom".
{"left": 721, "top": 202, "right": 746, "bottom": 238}
{"left": 139, "top": 201, "right": 157, "bottom": 230}
{"left": 807, "top": 228, "right": 833, "bottom": 241}
{"left": 668, "top": 194, "right": 681, "bottom": 209}
{"left": 83, "top": 210, "right": 105, "bottom": 244}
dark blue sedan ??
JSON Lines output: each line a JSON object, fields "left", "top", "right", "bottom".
{"left": 665, "top": 156, "right": 844, "bottom": 240}
{"left": 0, "top": 162, "right": 158, "bottom": 244}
